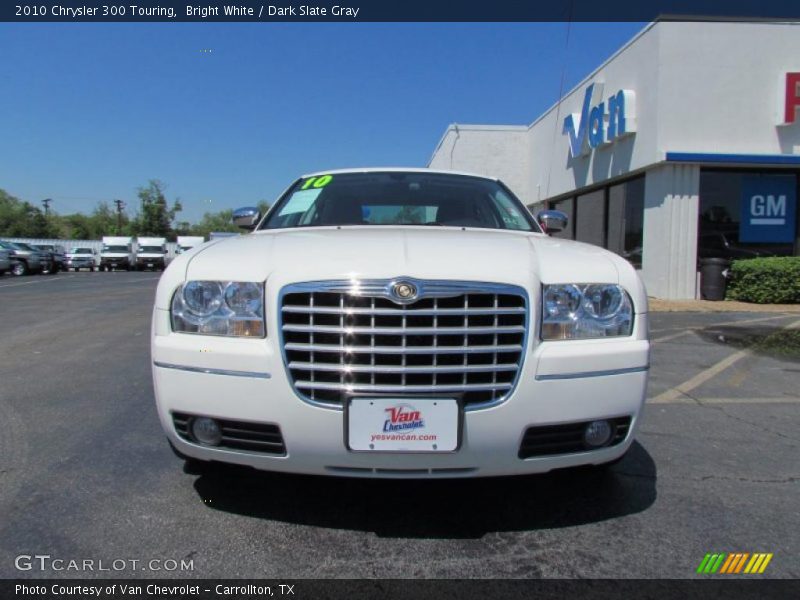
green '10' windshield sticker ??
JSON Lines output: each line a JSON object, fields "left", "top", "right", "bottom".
{"left": 301, "top": 174, "right": 333, "bottom": 190}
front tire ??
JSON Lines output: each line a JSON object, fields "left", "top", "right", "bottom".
{"left": 11, "top": 261, "right": 27, "bottom": 276}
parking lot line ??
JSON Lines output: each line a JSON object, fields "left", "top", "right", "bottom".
{"left": 682, "top": 396, "right": 800, "bottom": 404}
{"left": 651, "top": 318, "right": 800, "bottom": 403}
{"left": 0, "top": 275, "right": 77, "bottom": 289}
{"left": 650, "top": 314, "right": 795, "bottom": 341}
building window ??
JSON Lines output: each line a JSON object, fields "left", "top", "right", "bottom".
{"left": 548, "top": 176, "right": 644, "bottom": 268}
{"left": 608, "top": 177, "right": 644, "bottom": 268}
{"left": 550, "top": 197, "right": 575, "bottom": 239}
{"left": 575, "top": 189, "right": 606, "bottom": 247}
{"left": 699, "top": 170, "right": 797, "bottom": 260}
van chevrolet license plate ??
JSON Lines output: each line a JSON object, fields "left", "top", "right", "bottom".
{"left": 347, "top": 398, "right": 459, "bottom": 452}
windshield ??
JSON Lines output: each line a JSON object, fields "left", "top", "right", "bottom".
{"left": 139, "top": 246, "right": 164, "bottom": 253}
{"left": 14, "top": 243, "right": 37, "bottom": 251}
{"left": 71, "top": 248, "right": 92, "bottom": 254}
{"left": 34, "top": 245, "right": 54, "bottom": 251}
{"left": 103, "top": 245, "right": 129, "bottom": 253}
{"left": 261, "top": 172, "right": 539, "bottom": 232}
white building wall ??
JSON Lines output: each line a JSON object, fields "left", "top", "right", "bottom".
{"left": 427, "top": 20, "right": 800, "bottom": 299}
{"left": 429, "top": 126, "right": 531, "bottom": 201}
{"left": 526, "top": 22, "right": 663, "bottom": 201}
{"left": 657, "top": 21, "right": 800, "bottom": 155}
{"left": 641, "top": 164, "right": 700, "bottom": 299}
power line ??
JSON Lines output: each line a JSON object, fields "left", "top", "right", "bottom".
{"left": 113, "top": 199, "right": 125, "bottom": 234}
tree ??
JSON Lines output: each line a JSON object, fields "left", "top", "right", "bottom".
{"left": 0, "top": 189, "right": 58, "bottom": 238}
{"left": 190, "top": 209, "right": 239, "bottom": 239}
{"left": 130, "top": 180, "right": 182, "bottom": 236}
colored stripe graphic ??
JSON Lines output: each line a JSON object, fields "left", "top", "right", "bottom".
{"left": 701, "top": 553, "right": 726, "bottom": 574}
{"left": 735, "top": 553, "right": 750, "bottom": 573}
{"left": 701, "top": 553, "right": 774, "bottom": 575}
{"left": 696, "top": 554, "right": 712, "bottom": 574}
{"left": 719, "top": 554, "right": 736, "bottom": 574}
{"left": 758, "top": 554, "right": 773, "bottom": 573}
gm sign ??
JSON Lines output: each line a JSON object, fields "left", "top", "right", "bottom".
{"left": 740, "top": 175, "right": 797, "bottom": 243}
{"left": 563, "top": 82, "right": 636, "bottom": 158}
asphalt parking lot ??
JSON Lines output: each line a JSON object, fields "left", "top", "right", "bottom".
{"left": 0, "top": 272, "right": 798, "bottom": 579}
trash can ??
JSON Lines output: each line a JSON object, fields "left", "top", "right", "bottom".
{"left": 699, "top": 258, "right": 730, "bottom": 301}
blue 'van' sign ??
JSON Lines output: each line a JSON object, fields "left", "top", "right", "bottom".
{"left": 739, "top": 175, "right": 796, "bottom": 243}
{"left": 563, "top": 83, "right": 636, "bottom": 158}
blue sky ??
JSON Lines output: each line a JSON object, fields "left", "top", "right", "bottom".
{"left": 0, "top": 22, "right": 645, "bottom": 223}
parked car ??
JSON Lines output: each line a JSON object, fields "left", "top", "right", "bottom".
{"left": 153, "top": 169, "right": 650, "bottom": 478}
{"left": 0, "top": 240, "right": 47, "bottom": 276}
{"left": 33, "top": 244, "right": 66, "bottom": 273}
{"left": 13, "top": 242, "right": 55, "bottom": 275}
{"left": 0, "top": 247, "right": 10, "bottom": 276}
{"left": 698, "top": 231, "right": 778, "bottom": 261}
{"left": 176, "top": 236, "right": 205, "bottom": 255}
{"left": 65, "top": 247, "right": 98, "bottom": 271}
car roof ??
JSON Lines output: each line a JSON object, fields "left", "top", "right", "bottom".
{"left": 300, "top": 167, "right": 499, "bottom": 181}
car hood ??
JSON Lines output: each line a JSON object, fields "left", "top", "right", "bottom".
{"left": 152, "top": 226, "right": 649, "bottom": 314}
{"left": 180, "top": 226, "right": 619, "bottom": 283}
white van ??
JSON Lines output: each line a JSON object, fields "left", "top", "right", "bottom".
{"left": 136, "top": 237, "right": 167, "bottom": 271}
{"left": 100, "top": 236, "right": 135, "bottom": 271}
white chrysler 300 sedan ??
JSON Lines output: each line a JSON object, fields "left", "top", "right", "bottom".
{"left": 152, "top": 169, "right": 649, "bottom": 478}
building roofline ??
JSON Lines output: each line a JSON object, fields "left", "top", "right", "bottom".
{"left": 427, "top": 123, "right": 528, "bottom": 167}
{"left": 529, "top": 18, "right": 800, "bottom": 132}
{"left": 527, "top": 21, "right": 659, "bottom": 131}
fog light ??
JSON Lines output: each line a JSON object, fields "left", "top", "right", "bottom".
{"left": 191, "top": 417, "right": 222, "bottom": 446}
{"left": 584, "top": 420, "right": 613, "bottom": 448}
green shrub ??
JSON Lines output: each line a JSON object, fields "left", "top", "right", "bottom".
{"left": 726, "top": 257, "right": 800, "bottom": 304}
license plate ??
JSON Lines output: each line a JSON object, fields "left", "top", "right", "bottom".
{"left": 147, "top": 263, "right": 154, "bottom": 267}
{"left": 347, "top": 398, "right": 459, "bottom": 452}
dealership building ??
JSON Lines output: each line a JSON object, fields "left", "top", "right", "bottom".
{"left": 428, "top": 19, "right": 800, "bottom": 299}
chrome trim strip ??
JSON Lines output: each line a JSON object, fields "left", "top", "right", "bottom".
{"left": 535, "top": 366, "right": 649, "bottom": 381}
{"left": 289, "top": 361, "right": 519, "bottom": 374}
{"left": 284, "top": 342, "right": 524, "bottom": 355}
{"left": 282, "top": 323, "right": 525, "bottom": 335}
{"left": 282, "top": 305, "right": 526, "bottom": 316}
{"left": 154, "top": 361, "right": 271, "bottom": 379}
{"left": 294, "top": 380, "right": 513, "bottom": 393}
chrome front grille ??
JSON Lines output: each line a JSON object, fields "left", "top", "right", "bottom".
{"left": 280, "top": 279, "right": 528, "bottom": 408}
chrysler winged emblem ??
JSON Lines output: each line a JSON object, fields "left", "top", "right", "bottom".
{"left": 391, "top": 281, "right": 418, "bottom": 302}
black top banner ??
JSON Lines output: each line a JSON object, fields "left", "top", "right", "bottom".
{"left": 4, "top": 0, "right": 800, "bottom": 22}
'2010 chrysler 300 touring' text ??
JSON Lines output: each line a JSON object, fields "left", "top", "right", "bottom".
{"left": 152, "top": 169, "right": 649, "bottom": 478}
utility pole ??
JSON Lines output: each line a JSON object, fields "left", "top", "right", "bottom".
{"left": 113, "top": 199, "right": 125, "bottom": 234}
{"left": 42, "top": 198, "right": 52, "bottom": 216}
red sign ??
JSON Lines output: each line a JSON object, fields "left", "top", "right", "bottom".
{"left": 785, "top": 72, "right": 800, "bottom": 124}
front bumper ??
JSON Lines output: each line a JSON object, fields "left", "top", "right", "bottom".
{"left": 101, "top": 257, "right": 130, "bottom": 268}
{"left": 152, "top": 308, "right": 649, "bottom": 478}
{"left": 67, "top": 258, "right": 94, "bottom": 268}
{"left": 137, "top": 257, "right": 166, "bottom": 268}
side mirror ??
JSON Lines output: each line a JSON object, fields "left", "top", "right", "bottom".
{"left": 233, "top": 207, "right": 261, "bottom": 230}
{"left": 536, "top": 210, "right": 568, "bottom": 234}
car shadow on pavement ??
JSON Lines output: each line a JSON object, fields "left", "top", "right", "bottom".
{"left": 191, "top": 441, "right": 656, "bottom": 539}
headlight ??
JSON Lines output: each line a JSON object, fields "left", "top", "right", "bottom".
{"left": 541, "top": 283, "right": 633, "bottom": 340}
{"left": 171, "top": 281, "right": 266, "bottom": 337}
